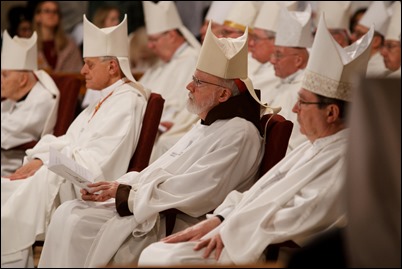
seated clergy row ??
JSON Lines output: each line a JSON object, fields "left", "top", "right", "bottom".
{"left": 32, "top": 14, "right": 375, "bottom": 267}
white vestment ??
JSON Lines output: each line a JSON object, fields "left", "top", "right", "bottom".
{"left": 268, "top": 70, "right": 307, "bottom": 152}
{"left": 249, "top": 61, "right": 280, "bottom": 105}
{"left": 366, "top": 52, "right": 392, "bottom": 78}
{"left": 38, "top": 117, "right": 264, "bottom": 268}
{"left": 140, "top": 43, "right": 199, "bottom": 161}
{"left": 1, "top": 80, "right": 148, "bottom": 267}
{"left": 1, "top": 70, "right": 59, "bottom": 176}
{"left": 139, "top": 43, "right": 198, "bottom": 124}
{"left": 139, "top": 129, "right": 349, "bottom": 266}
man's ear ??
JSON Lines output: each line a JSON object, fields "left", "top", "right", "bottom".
{"left": 109, "top": 59, "right": 119, "bottom": 74}
{"left": 218, "top": 88, "right": 232, "bottom": 102}
{"left": 326, "top": 104, "right": 340, "bottom": 123}
{"left": 19, "top": 72, "right": 29, "bottom": 87}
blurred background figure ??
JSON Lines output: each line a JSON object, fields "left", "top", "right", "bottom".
{"left": 380, "top": 1, "right": 401, "bottom": 78}
{"left": 351, "top": 1, "right": 391, "bottom": 78}
{"left": 176, "top": 1, "right": 211, "bottom": 41}
{"left": 1, "top": 31, "right": 59, "bottom": 177}
{"left": 349, "top": 7, "right": 367, "bottom": 34}
{"left": 92, "top": 4, "right": 121, "bottom": 28}
{"left": 249, "top": 1, "right": 297, "bottom": 105}
{"left": 129, "top": 26, "right": 158, "bottom": 76}
{"left": 314, "top": 1, "right": 351, "bottom": 47}
{"left": 268, "top": 5, "right": 314, "bottom": 153}
{"left": 57, "top": 1, "right": 88, "bottom": 53}
{"left": 219, "top": 1, "right": 260, "bottom": 78}
{"left": 7, "top": 6, "right": 33, "bottom": 38}
{"left": 199, "top": 1, "right": 234, "bottom": 43}
{"left": 33, "top": 1, "right": 82, "bottom": 73}
{"left": 140, "top": 1, "right": 201, "bottom": 162}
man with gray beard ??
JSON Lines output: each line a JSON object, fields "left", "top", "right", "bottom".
{"left": 38, "top": 22, "right": 272, "bottom": 267}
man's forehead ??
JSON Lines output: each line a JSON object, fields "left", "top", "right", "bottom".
{"left": 83, "top": 57, "right": 101, "bottom": 62}
{"left": 298, "top": 88, "right": 315, "bottom": 98}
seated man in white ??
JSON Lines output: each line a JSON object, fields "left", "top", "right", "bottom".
{"left": 248, "top": 2, "right": 297, "bottom": 104}
{"left": 266, "top": 5, "right": 314, "bottom": 152}
{"left": 38, "top": 22, "right": 271, "bottom": 268}
{"left": 380, "top": 1, "right": 401, "bottom": 78}
{"left": 1, "top": 15, "right": 150, "bottom": 268}
{"left": 138, "top": 15, "right": 374, "bottom": 267}
{"left": 1, "top": 31, "right": 59, "bottom": 177}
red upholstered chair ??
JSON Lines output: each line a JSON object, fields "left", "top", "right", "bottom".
{"left": 10, "top": 73, "right": 81, "bottom": 150}
{"left": 126, "top": 92, "right": 165, "bottom": 172}
{"left": 50, "top": 73, "right": 81, "bottom": 137}
{"left": 258, "top": 113, "right": 293, "bottom": 178}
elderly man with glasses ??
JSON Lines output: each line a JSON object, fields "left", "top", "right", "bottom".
{"left": 1, "top": 15, "right": 150, "bottom": 268}
{"left": 264, "top": 5, "right": 313, "bottom": 153}
{"left": 38, "top": 22, "right": 268, "bottom": 268}
{"left": 248, "top": 2, "right": 298, "bottom": 105}
{"left": 380, "top": 1, "right": 401, "bottom": 78}
{"left": 138, "top": 15, "right": 375, "bottom": 268}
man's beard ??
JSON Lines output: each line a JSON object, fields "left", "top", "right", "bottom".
{"left": 186, "top": 92, "right": 217, "bottom": 115}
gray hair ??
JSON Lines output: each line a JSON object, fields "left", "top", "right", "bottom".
{"left": 99, "top": 56, "right": 125, "bottom": 77}
{"left": 218, "top": 78, "right": 240, "bottom": 96}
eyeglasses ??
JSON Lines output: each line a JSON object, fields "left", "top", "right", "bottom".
{"left": 148, "top": 32, "right": 168, "bottom": 43}
{"left": 192, "top": 76, "right": 225, "bottom": 88}
{"left": 382, "top": 42, "right": 400, "bottom": 51}
{"left": 270, "top": 52, "right": 299, "bottom": 61}
{"left": 296, "top": 99, "right": 329, "bottom": 109}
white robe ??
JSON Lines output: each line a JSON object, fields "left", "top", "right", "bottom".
{"left": 38, "top": 117, "right": 264, "bottom": 268}
{"left": 1, "top": 70, "right": 59, "bottom": 176}
{"left": 267, "top": 70, "right": 307, "bottom": 152}
{"left": 139, "top": 129, "right": 349, "bottom": 266}
{"left": 139, "top": 43, "right": 198, "bottom": 124}
{"left": 249, "top": 61, "right": 280, "bottom": 105}
{"left": 140, "top": 43, "right": 199, "bottom": 162}
{"left": 1, "top": 80, "right": 148, "bottom": 267}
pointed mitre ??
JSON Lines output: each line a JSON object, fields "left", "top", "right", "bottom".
{"left": 1, "top": 30, "right": 37, "bottom": 70}
{"left": 142, "top": 1, "right": 200, "bottom": 50}
{"left": 315, "top": 1, "right": 351, "bottom": 31}
{"left": 254, "top": 1, "right": 298, "bottom": 32}
{"left": 359, "top": 1, "right": 390, "bottom": 36}
{"left": 205, "top": 1, "right": 235, "bottom": 25}
{"left": 385, "top": 1, "right": 401, "bottom": 41}
{"left": 223, "top": 1, "right": 258, "bottom": 32}
{"left": 197, "top": 22, "right": 281, "bottom": 113}
{"left": 275, "top": 4, "right": 314, "bottom": 48}
{"left": 302, "top": 14, "right": 374, "bottom": 102}
{"left": 83, "top": 14, "right": 149, "bottom": 98}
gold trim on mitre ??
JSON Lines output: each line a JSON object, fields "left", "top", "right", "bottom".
{"left": 302, "top": 14, "right": 374, "bottom": 102}
{"left": 223, "top": 20, "right": 251, "bottom": 33}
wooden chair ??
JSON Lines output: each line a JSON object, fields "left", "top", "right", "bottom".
{"left": 10, "top": 73, "right": 81, "bottom": 150}
{"left": 258, "top": 113, "right": 293, "bottom": 178}
{"left": 126, "top": 92, "right": 165, "bottom": 172}
{"left": 32, "top": 92, "right": 164, "bottom": 252}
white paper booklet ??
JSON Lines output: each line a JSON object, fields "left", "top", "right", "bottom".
{"left": 48, "top": 147, "right": 96, "bottom": 192}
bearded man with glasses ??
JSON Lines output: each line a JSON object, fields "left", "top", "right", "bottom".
{"left": 38, "top": 22, "right": 270, "bottom": 268}
{"left": 138, "top": 15, "right": 375, "bottom": 268}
